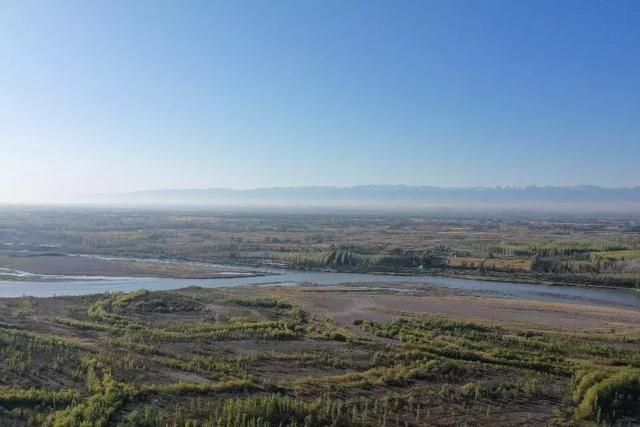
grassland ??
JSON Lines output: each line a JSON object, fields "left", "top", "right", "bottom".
{"left": 0, "top": 283, "right": 638, "bottom": 426}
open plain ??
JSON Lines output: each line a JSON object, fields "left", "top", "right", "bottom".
{"left": 0, "top": 209, "right": 639, "bottom": 425}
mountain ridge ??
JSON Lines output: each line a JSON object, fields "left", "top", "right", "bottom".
{"left": 87, "top": 185, "right": 640, "bottom": 210}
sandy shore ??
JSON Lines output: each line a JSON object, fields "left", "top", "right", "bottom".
{"left": 0, "top": 254, "right": 261, "bottom": 279}
{"left": 238, "top": 282, "right": 640, "bottom": 336}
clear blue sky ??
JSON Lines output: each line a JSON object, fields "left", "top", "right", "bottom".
{"left": 0, "top": 0, "right": 638, "bottom": 202}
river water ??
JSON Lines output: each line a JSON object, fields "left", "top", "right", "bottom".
{"left": 0, "top": 267, "right": 639, "bottom": 310}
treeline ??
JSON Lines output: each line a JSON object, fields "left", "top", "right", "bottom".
{"left": 462, "top": 240, "right": 633, "bottom": 259}
{"left": 532, "top": 260, "right": 640, "bottom": 288}
{"left": 271, "top": 249, "right": 437, "bottom": 271}
{"left": 481, "top": 241, "right": 629, "bottom": 258}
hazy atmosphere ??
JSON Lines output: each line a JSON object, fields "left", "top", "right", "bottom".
{"left": 2, "top": 2, "right": 640, "bottom": 426}
{"left": 1, "top": 0, "right": 639, "bottom": 203}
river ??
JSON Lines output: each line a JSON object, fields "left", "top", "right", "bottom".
{"left": 0, "top": 267, "right": 639, "bottom": 310}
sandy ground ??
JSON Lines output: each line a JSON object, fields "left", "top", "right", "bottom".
{"left": 244, "top": 283, "right": 640, "bottom": 336}
{"left": 0, "top": 254, "right": 258, "bottom": 279}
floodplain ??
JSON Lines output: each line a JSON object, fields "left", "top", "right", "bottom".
{"left": 0, "top": 208, "right": 639, "bottom": 425}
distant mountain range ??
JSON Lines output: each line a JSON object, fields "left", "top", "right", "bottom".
{"left": 86, "top": 185, "right": 640, "bottom": 212}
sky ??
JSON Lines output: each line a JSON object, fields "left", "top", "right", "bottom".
{"left": 0, "top": 0, "right": 639, "bottom": 202}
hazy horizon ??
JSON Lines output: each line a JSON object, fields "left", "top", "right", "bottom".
{"left": 1, "top": 1, "right": 639, "bottom": 203}
{"left": 4, "top": 185, "right": 635, "bottom": 214}
{"left": 11, "top": 183, "right": 640, "bottom": 206}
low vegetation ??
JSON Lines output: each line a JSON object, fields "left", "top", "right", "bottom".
{"left": 3, "top": 209, "right": 640, "bottom": 287}
{"left": 0, "top": 286, "right": 638, "bottom": 425}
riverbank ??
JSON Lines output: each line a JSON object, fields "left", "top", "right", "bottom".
{"left": 0, "top": 254, "right": 264, "bottom": 280}
{"left": 0, "top": 284, "right": 638, "bottom": 425}
{"left": 235, "top": 257, "right": 640, "bottom": 292}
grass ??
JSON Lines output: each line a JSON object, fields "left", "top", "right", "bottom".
{"left": 574, "top": 368, "right": 640, "bottom": 423}
{"left": 0, "top": 287, "right": 638, "bottom": 425}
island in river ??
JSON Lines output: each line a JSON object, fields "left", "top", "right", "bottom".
{"left": 0, "top": 254, "right": 261, "bottom": 280}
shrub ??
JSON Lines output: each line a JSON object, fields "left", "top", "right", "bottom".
{"left": 575, "top": 368, "right": 640, "bottom": 422}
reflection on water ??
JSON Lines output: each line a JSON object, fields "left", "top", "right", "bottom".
{"left": 0, "top": 268, "right": 639, "bottom": 310}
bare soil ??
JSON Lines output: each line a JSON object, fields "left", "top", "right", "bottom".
{"left": 0, "top": 255, "right": 258, "bottom": 279}
{"left": 258, "top": 283, "right": 640, "bottom": 335}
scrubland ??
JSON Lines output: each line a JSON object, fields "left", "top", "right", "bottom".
{"left": 0, "top": 284, "right": 639, "bottom": 425}
{"left": 1, "top": 209, "right": 640, "bottom": 288}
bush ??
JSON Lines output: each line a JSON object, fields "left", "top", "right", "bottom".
{"left": 575, "top": 368, "right": 640, "bottom": 422}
